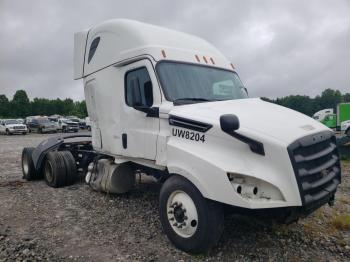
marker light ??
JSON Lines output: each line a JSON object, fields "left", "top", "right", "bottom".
{"left": 161, "top": 50, "right": 166, "bottom": 58}
{"left": 195, "top": 55, "right": 200, "bottom": 62}
{"left": 203, "top": 56, "right": 208, "bottom": 63}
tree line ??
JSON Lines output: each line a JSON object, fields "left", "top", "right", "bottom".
{"left": 0, "top": 88, "right": 349, "bottom": 119}
{"left": 0, "top": 90, "right": 87, "bottom": 119}
{"left": 263, "top": 89, "right": 350, "bottom": 116}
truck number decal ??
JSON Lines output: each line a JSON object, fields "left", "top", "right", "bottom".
{"left": 172, "top": 128, "right": 205, "bottom": 142}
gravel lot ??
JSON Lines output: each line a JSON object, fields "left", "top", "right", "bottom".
{"left": 0, "top": 133, "right": 349, "bottom": 261}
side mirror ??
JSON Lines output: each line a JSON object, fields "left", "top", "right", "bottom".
{"left": 220, "top": 114, "right": 240, "bottom": 133}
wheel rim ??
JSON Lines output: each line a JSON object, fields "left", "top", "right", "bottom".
{"left": 44, "top": 161, "right": 54, "bottom": 183}
{"left": 166, "top": 190, "right": 198, "bottom": 238}
{"left": 22, "top": 155, "right": 29, "bottom": 175}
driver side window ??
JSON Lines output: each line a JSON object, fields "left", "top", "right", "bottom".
{"left": 125, "top": 67, "right": 153, "bottom": 107}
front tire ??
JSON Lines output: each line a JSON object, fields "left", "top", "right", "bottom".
{"left": 346, "top": 128, "right": 350, "bottom": 137}
{"left": 159, "top": 175, "right": 224, "bottom": 253}
{"left": 22, "top": 147, "right": 36, "bottom": 180}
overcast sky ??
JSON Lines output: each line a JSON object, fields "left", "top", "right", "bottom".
{"left": 0, "top": 0, "right": 349, "bottom": 101}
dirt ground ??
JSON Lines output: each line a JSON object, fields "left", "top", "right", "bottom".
{"left": 0, "top": 133, "right": 349, "bottom": 261}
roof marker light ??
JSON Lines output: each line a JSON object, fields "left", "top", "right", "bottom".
{"left": 161, "top": 50, "right": 166, "bottom": 58}
{"left": 195, "top": 55, "right": 200, "bottom": 62}
{"left": 203, "top": 56, "right": 208, "bottom": 63}
{"left": 230, "top": 63, "right": 235, "bottom": 70}
{"left": 210, "top": 57, "right": 215, "bottom": 65}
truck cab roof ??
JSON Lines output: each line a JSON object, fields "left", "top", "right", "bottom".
{"left": 74, "top": 19, "right": 232, "bottom": 79}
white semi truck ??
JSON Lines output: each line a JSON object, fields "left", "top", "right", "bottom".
{"left": 21, "top": 19, "right": 341, "bottom": 253}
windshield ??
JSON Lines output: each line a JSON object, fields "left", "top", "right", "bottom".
{"left": 156, "top": 62, "right": 248, "bottom": 103}
{"left": 69, "top": 118, "right": 80, "bottom": 122}
{"left": 5, "top": 120, "right": 18, "bottom": 125}
{"left": 37, "top": 118, "right": 50, "bottom": 124}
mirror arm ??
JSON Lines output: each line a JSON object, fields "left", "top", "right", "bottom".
{"left": 133, "top": 106, "right": 159, "bottom": 118}
{"left": 220, "top": 114, "right": 265, "bottom": 156}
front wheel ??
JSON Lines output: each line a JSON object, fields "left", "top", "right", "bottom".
{"left": 346, "top": 128, "right": 350, "bottom": 137}
{"left": 159, "top": 175, "right": 224, "bottom": 253}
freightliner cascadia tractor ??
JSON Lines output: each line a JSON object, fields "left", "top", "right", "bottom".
{"left": 21, "top": 19, "right": 341, "bottom": 253}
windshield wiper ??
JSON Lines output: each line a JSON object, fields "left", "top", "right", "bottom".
{"left": 173, "top": 97, "right": 224, "bottom": 105}
{"left": 173, "top": 97, "right": 212, "bottom": 105}
{"left": 175, "top": 98, "right": 210, "bottom": 101}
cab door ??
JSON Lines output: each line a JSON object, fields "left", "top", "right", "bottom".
{"left": 119, "top": 59, "right": 162, "bottom": 160}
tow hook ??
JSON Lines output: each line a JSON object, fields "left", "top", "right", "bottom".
{"left": 328, "top": 195, "right": 335, "bottom": 206}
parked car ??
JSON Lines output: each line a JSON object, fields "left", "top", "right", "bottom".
{"left": 0, "top": 119, "right": 28, "bottom": 135}
{"left": 58, "top": 118, "right": 79, "bottom": 133}
{"left": 27, "top": 117, "right": 58, "bottom": 133}
{"left": 341, "top": 120, "right": 350, "bottom": 136}
{"left": 67, "top": 117, "right": 86, "bottom": 129}
{"left": 85, "top": 117, "right": 91, "bottom": 131}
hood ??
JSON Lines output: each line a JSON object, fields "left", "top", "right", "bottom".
{"left": 168, "top": 98, "right": 330, "bottom": 144}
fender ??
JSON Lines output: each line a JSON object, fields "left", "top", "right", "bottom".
{"left": 32, "top": 133, "right": 92, "bottom": 170}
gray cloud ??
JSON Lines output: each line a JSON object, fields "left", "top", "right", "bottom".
{"left": 0, "top": 0, "right": 349, "bottom": 100}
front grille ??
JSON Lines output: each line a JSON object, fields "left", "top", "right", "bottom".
{"left": 288, "top": 131, "right": 341, "bottom": 209}
{"left": 14, "top": 126, "right": 25, "bottom": 130}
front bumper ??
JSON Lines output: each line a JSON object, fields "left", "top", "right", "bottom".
{"left": 8, "top": 128, "right": 27, "bottom": 133}
{"left": 66, "top": 126, "right": 79, "bottom": 131}
{"left": 42, "top": 127, "right": 57, "bottom": 133}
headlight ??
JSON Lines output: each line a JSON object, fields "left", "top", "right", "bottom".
{"left": 227, "top": 173, "right": 285, "bottom": 201}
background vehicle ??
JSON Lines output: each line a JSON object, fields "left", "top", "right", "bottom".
{"left": 85, "top": 117, "right": 91, "bottom": 131}
{"left": 27, "top": 117, "right": 58, "bottom": 133}
{"left": 59, "top": 118, "right": 79, "bottom": 133}
{"left": 313, "top": 108, "right": 333, "bottom": 122}
{"left": 0, "top": 119, "right": 27, "bottom": 135}
{"left": 67, "top": 117, "right": 86, "bottom": 129}
{"left": 341, "top": 120, "right": 350, "bottom": 136}
{"left": 314, "top": 103, "right": 350, "bottom": 130}
{"left": 21, "top": 19, "right": 341, "bottom": 253}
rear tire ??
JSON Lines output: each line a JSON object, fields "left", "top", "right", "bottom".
{"left": 22, "top": 147, "right": 36, "bottom": 180}
{"left": 44, "top": 151, "right": 66, "bottom": 187}
{"left": 59, "top": 151, "right": 78, "bottom": 185}
{"left": 159, "top": 175, "right": 224, "bottom": 253}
